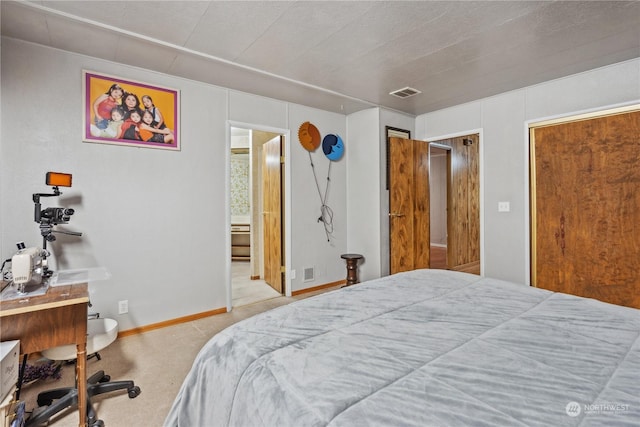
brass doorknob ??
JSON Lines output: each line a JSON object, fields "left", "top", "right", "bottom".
{"left": 389, "top": 213, "right": 405, "bottom": 217}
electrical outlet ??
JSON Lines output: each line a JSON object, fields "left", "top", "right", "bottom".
{"left": 290, "top": 269, "right": 296, "bottom": 279}
{"left": 498, "top": 201, "right": 510, "bottom": 212}
{"left": 118, "top": 300, "right": 129, "bottom": 314}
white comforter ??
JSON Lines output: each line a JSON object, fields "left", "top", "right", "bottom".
{"left": 165, "top": 269, "right": 640, "bottom": 426}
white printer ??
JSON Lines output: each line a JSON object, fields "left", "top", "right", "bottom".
{"left": 0, "top": 340, "right": 19, "bottom": 402}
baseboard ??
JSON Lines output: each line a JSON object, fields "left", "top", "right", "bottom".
{"left": 291, "top": 279, "right": 345, "bottom": 296}
{"left": 118, "top": 279, "right": 346, "bottom": 337}
{"left": 117, "top": 307, "right": 227, "bottom": 338}
{"left": 451, "top": 260, "right": 480, "bottom": 274}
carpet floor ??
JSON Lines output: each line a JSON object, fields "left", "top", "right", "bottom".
{"left": 19, "top": 285, "right": 339, "bottom": 427}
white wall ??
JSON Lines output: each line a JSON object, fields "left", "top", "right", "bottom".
{"left": 1, "top": 38, "right": 346, "bottom": 330}
{"left": 1, "top": 39, "right": 228, "bottom": 331}
{"left": 287, "top": 105, "right": 347, "bottom": 290}
{"left": 345, "top": 108, "right": 379, "bottom": 281}
{"left": 417, "top": 58, "right": 640, "bottom": 284}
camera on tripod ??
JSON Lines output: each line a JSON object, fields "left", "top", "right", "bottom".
{"left": 39, "top": 207, "right": 75, "bottom": 225}
{"left": 33, "top": 172, "right": 82, "bottom": 243}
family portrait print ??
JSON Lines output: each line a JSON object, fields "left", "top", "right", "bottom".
{"left": 83, "top": 71, "right": 180, "bottom": 150}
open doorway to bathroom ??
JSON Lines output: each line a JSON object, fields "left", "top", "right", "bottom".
{"left": 230, "top": 127, "right": 284, "bottom": 307}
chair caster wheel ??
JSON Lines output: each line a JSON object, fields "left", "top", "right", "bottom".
{"left": 128, "top": 386, "right": 141, "bottom": 398}
{"left": 99, "top": 374, "right": 110, "bottom": 383}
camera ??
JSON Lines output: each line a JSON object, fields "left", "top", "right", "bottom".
{"left": 40, "top": 207, "right": 75, "bottom": 225}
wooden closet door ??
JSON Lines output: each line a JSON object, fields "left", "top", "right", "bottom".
{"left": 531, "top": 110, "right": 640, "bottom": 308}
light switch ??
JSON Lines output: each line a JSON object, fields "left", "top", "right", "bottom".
{"left": 498, "top": 201, "right": 510, "bottom": 212}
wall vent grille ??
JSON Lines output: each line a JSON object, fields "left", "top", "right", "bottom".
{"left": 303, "top": 267, "right": 315, "bottom": 282}
{"left": 389, "top": 86, "right": 421, "bottom": 98}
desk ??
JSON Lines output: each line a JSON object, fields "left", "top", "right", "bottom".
{"left": 0, "top": 283, "right": 89, "bottom": 427}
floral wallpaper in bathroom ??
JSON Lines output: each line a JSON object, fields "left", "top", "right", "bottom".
{"left": 230, "top": 153, "right": 250, "bottom": 217}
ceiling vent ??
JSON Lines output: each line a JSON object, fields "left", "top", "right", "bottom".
{"left": 389, "top": 86, "right": 421, "bottom": 99}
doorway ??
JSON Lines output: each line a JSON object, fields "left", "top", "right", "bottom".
{"left": 429, "top": 144, "right": 450, "bottom": 269}
{"left": 430, "top": 134, "right": 480, "bottom": 274}
{"left": 229, "top": 127, "right": 285, "bottom": 307}
{"left": 388, "top": 134, "right": 480, "bottom": 275}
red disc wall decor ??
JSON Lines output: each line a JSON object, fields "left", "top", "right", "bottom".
{"left": 298, "top": 121, "right": 321, "bottom": 151}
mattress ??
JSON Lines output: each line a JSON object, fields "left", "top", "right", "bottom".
{"left": 165, "top": 269, "right": 640, "bottom": 426}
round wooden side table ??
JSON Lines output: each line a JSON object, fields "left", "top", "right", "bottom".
{"left": 341, "top": 253, "right": 364, "bottom": 286}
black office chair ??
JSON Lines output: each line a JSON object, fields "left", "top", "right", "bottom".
{"left": 26, "top": 317, "right": 140, "bottom": 427}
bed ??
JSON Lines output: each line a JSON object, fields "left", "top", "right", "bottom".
{"left": 164, "top": 269, "right": 640, "bottom": 426}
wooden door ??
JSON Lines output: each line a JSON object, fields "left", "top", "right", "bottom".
{"left": 531, "top": 110, "right": 640, "bottom": 308}
{"left": 445, "top": 135, "right": 480, "bottom": 271}
{"left": 262, "top": 136, "right": 283, "bottom": 293}
{"left": 389, "top": 137, "right": 430, "bottom": 274}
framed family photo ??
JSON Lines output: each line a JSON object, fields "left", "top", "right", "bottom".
{"left": 83, "top": 70, "right": 180, "bottom": 151}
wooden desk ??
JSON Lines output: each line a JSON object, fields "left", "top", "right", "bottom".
{"left": 0, "top": 283, "right": 89, "bottom": 427}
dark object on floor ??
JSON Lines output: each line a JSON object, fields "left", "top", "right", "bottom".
{"left": 22, "top": 362, "right": 62, "bottom": 383}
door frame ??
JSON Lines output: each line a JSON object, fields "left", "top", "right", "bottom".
{"left": 225, "top": 121, "right": 292, "bottom": 312}
{"left": 423, "top": 129, "right": 484, "bottom": 276}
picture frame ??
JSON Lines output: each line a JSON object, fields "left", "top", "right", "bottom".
{"left": 385, "top": 126, "right": 411, "bottom": 189}
{"left": 83, "top": 70, "right": 180, "bottom": 151}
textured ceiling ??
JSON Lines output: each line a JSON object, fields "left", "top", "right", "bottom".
{"left": 2, "top": 1, "right": 639, "bottom": 116}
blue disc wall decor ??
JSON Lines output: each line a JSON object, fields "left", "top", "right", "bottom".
{"left": 322, "top": 134, "right": 344, "bottom": 161}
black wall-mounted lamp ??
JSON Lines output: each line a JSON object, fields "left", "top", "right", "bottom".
{"left": 463, "top": 138, "right": 473, "bottom": 146}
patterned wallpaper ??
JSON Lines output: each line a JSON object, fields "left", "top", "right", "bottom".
{"left": 230, "top": 153, "right": 250, "bottom": 217}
